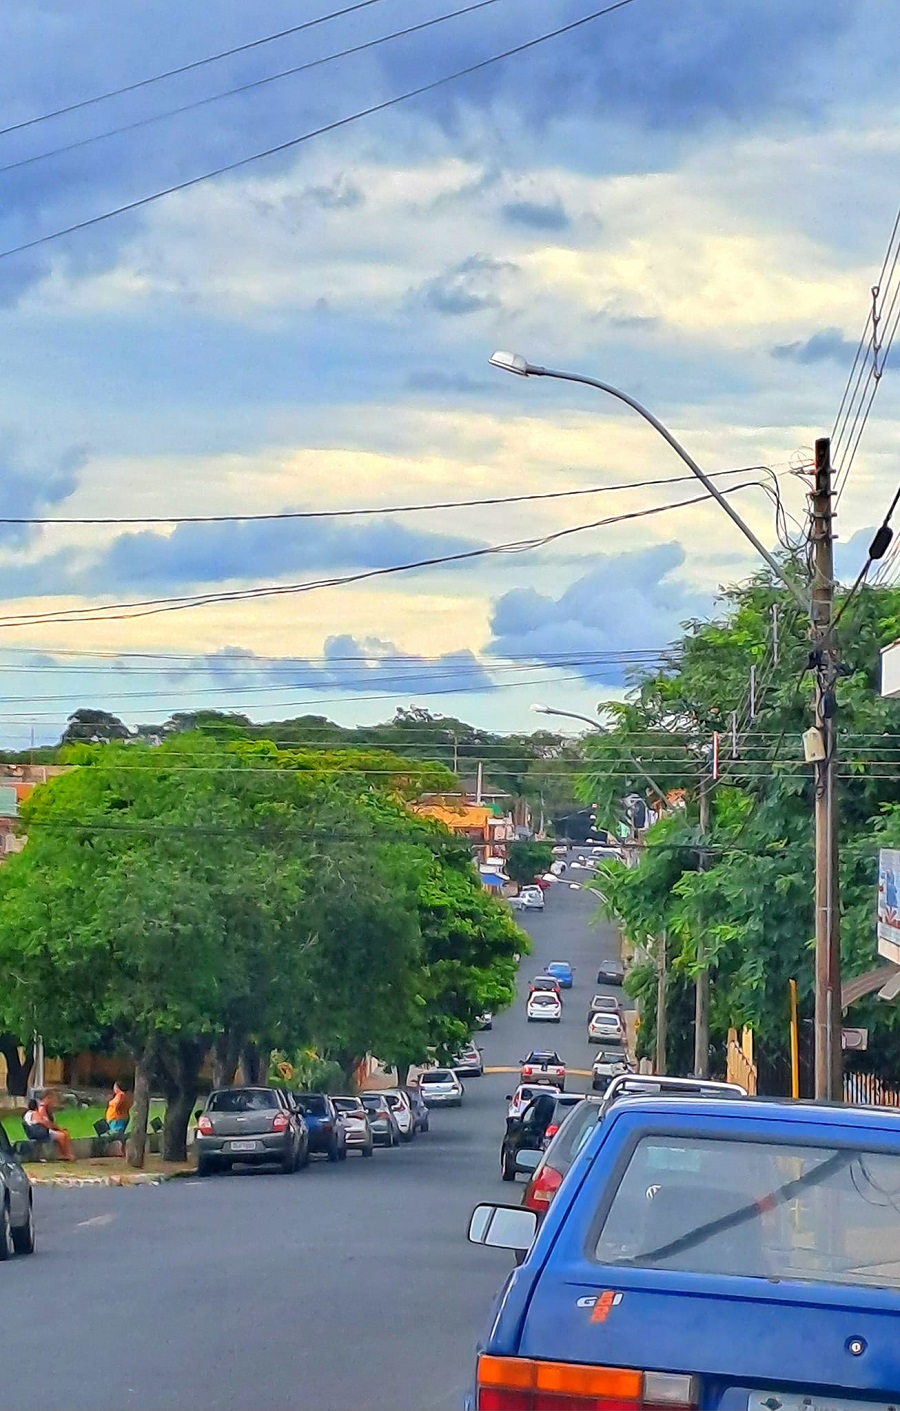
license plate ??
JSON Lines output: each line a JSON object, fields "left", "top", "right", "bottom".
{"left": 227, "top": 1140, "right": 259, "bottom": 1153}
{"left": 749, "top": 1396, "right": 900, "bottom": 1411}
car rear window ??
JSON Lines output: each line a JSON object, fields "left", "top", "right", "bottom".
{"left": 421, "top": 1070, "right": 452, "bottom": 1083}
{"left": 208, "top": 1089, "right": 278, "bottom": 1112}
{"left": 590, "top": 1133, "right": 900, "bottom": 1288}
{"left": 532, "top": 993, "right": 557, "bottom": 1004}
{"left": 299, "top": 1094, "right": 328, "bottom": 1116}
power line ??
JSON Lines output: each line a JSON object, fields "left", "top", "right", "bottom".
{"left": 0, "top": 0, "right": 507, "bottom": 180}
{"left": 0, "top": 0, "right": 637, "bottom": 262}
{"left": 0, "top": 0, "right": 392, "bottom": 139}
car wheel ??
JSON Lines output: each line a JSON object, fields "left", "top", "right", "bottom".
{"left": 197, "top": 1155, "right": 216, "bottom": 1178}
{"left": 11, "top": 1198, "right": 35, "bottom": 1256}
{"left": 362, "top": 1143, "right": 374, "bottom": 1158}
{"left": 0, "top": 1201, "right": 14, "bottom": 1261}
{"left": 501, "top": 1148, "right": 516, "bottom": 1182}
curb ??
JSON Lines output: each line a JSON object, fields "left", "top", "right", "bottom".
{"left": 27, "top": 1169, "right": 191, "bottom": 1188}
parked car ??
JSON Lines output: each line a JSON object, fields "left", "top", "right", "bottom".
{"left": 476, "top": 1011, "right": 493, "bottom": 1030}
{"left": 528, "top": 974, "right": 562, "bottom": 996}
{"left": 0, "top": 1123, "right": 34, "bottom": 1256}
{"left": 293, "top": 1092, "right": 347, "bottom": 1161}
{"left": 195, "top": 1086, "right": 308, "bottom": 1176}
{"left": 588, "top": 1010, "right": 625, "bottom": 1046}
{"left": 452, "top": 1043, "right": 484, "bottom": 1077}
{"left": 379, "top": 1090, "right": 416, "bottom": 1142}
{"left": 418, "top": 1068, "right": 464, "bottom": 1107}
{"left": 359, "top": 1092, "right": 401, "bottom": 1147}
{"left": 506, "top": 1083, "right": 560, "bottom": 1120}
{"left": 591, "top": 1050, "right": 633, "bottom": 1091}
{"left": 517, "top": 886, "right": 545, "bottom": 911}
{"left": 469, "top": 1093, "right": 891, "bottom": 1411}
{"left": 551, "top": 844, "right": 568, "bottom": 857}
{"left": 520, "top": 1050, "right": 566, "bottom": 1089}
{"left": 331, "top": 1097, "right": 374, "bottom": 1157}
{"left": 526, "top": 990, "right": 562, "bottom": 1022}
{"left": 545, "top": 960, "right": 574, "bottom": 988}
{"left": 596, "top": 957, "right": 626, "bottom": 985}
{"left": 403, "top": 1085, "right": 430, "bottom": 1133}
{"left": 588, "top": 992, "right": 624, "bottom": 1021}
{"left": 500, "top": 1090, "right": 557, "bottom": 1181}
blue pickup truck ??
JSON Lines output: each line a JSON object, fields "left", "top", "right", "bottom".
{"left": 468, "top": 1095, "right": 900, "bottom": 1410}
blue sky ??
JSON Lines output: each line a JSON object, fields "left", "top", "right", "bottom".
{"left": 0, "top": 0, "right": 897, "bottom": 746}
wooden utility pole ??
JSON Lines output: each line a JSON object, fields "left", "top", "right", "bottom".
{"left": 809, "top": 437, "right": 842, "bottom": 1102}
{"left": 693, "top": 777, "right": 710, "bottom": 1078}
{"left": 655, "top": 932, "right": 667, "bottom": 1075}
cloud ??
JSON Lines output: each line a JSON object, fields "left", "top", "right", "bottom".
{"left": 416, "top": 254, "right": 517, "bottom": 316}
{"left": 771, "top": 327, "right": 858, "bottom": 365}
{"left": 501, "top": 200, "right": 570, "bottom": 232}
{"left": 0, "top": 436, "right": 84, "bottom": 545}
{"left": 406, "top": 370, "right": 492, "bottom": 394}
{"left": 487, "top": 543, "right": 707, "bottom": 683}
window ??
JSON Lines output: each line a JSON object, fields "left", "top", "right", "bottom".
{"left": 591, "top": 1133, "right": 900, "bottom": 1288}
{"left": 301, "top": 1095, "right": 328, "bottom": 1117}
{"left": 208, "top": 1089, "right": 278, "bottom": 1113}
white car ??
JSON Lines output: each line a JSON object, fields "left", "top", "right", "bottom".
{"left": 418, "top": 1068, "right": 464, "bottom": 1107}
{"left": 527, "top": 990, "right": 562, "bottom": 1022}
{"left": 380, "top": 1089, "right": 416, "bottom": 1140}
{"left": 517, "top": 886, "right": 545, "bottom": 911}
{"left": 588, "top": 1011, "right": 625, "bottom": 1046}
{"left": 591, "top": 1051, "right": 633, "bottom": 1092}
{"left": 506, "top": 1082, "right": 559, "bottom": 1119}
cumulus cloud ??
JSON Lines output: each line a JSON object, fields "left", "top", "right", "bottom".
{"left": 771, "top": 327, "right": 858, "bottom": 365}
{"left": 501, "top": 200, "right": 570, "bottom": 232}
{"left": 416, "top": 254, "right": 518, "bottom": 316}
{"left": 0, "top": 436, "right": 84, "bottom": 545}
{"left": 487, "top": 543, "right": 707, "bottom": 684}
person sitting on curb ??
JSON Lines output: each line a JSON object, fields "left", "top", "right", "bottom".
{"left": 22, "top": 1098, "right": 50, "bottom": 1147}
{"left": 105, "top": 1081, "right": 132, "bottom": 1140}
{"left": 31, "top": 1092, "right": 75, "bottom": 1161}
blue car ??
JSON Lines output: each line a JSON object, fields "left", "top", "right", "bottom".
{"left": 545, "top": 960, "right": 574, "bottom": 989}
{"left": 468, "top": 1096, "right": 900, "bottom": 1409}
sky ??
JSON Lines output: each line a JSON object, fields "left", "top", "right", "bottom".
{"left": 0, "top": 0, "right": 897, "bottom": 746}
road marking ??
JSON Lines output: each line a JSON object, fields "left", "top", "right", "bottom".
{"left": 76, "top": 1214, "right": 116, "bottom": 1228}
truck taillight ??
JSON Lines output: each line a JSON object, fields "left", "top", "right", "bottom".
{"left": 476, "top": 1357, "right": 697, "bottom": 1410}
{"left": 197, "top": 1115, "right": 213, "bottom": 1136}
{"left": 272, "top": 1112, "right": 289, "bottom": 1132}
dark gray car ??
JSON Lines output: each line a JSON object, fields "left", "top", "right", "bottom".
{"left": 0, "top": 1124, "right": 34, "bottom": 1257}
{"left": 195, "top": 1087, "right": 307, "bottom": 1177}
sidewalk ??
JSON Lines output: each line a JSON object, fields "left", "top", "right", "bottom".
{"left": 24, "top": 1155, "right": 195, "bottom": 1187}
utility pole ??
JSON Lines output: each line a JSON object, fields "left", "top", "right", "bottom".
{"left": 656, "top": 932, "right": 667, "bottom": 1075}
{"left": 693, "top": 776, "right": 710, "bottom": 1078}
{"left": 810, "top": 437, "right": 842, "bottom": 1101}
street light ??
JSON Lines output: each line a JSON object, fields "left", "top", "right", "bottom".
{"left": 490, "top": 351, "right": 809, "bottom": 614}
{"left": 531, "top": 703, "right": 668, "bottom": 809}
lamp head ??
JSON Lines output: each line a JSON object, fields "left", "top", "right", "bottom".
{"left": 530, "top": 703, "right": 553, "bottom": 715}
{"left": 489, "top": 350, "right": 530, "bottom": 376}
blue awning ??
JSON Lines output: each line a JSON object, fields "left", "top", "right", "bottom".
{"left": 480, "top": 872, "right": 506, "bottom": 888}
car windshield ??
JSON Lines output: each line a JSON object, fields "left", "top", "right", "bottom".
{"left": 421, "top": 1070, "right": 452, "bottom": 1083}
{"left": 333, "top": 1098, "right": 363, "bottom": 1113}
{"left": 207, "top": 1089, "right": 278, "bottom": 1112}
{"left": 383, "top": 1094, "right": 402, "bottom": 1108}
{"left": 298, "top": 1094, "right": 327, "bottom": 1116}
{"left": 592, "top": 1134, "right": 900, "bottom": 1288}
{"left": 528, "top": 1053, "right": 560, "bottom": 1064}
{"left": 360, "top": 1095, "right": 386, "bottom": 1111}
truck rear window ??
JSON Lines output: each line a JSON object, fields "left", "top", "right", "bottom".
{"left": 591, "top": 1134, "right": 900, "bottom": 1289}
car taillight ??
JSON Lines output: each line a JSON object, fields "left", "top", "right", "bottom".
{"left": 272, "top": 1112, "right": 289, "bottom": 1132}
{"left": 522, "top": 1066, "right": 533, "bottom": 1077}
{"left": 524, "top": 1164, "right": 563, "bottom": 1209}
{"left": 476, "top": 1357, "right": 697, "bottom": 1410}
{"left": 197, "top": 1115, "right": 213, "bottom": 1136}
{"left": 544, "top": 1123, "right": 559, "bottom": 1139}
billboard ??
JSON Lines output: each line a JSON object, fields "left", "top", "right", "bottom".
{"left": 877, "top": 848, "right": 900, "bottom": 964}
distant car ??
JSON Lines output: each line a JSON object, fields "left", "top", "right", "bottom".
{"left": 419, "top": 1068, "right": 464, "bottom": 1107}
{"left": 402, "top": 1085, "right": 430, "bottom": 1133}
{"left": 0, "top": 1123, "right": 34, "bottom": 1256}
{"left": 452, "top": 1043, "right": 484, "bottom": 1077}
{"left": 588, "top": 1010, "right": 625, "bottom": 1046}
{"left": 549, "top": 860, "right": 566, "bottom": 876}
{"left": 596, "top": 957, "right": 626, "bottom": 985}
{"left": 196, "top": 1086, "right": 308, "bottom": 1176}
{"left": 294, "top": 1093, "right": 347, "bottom": 1161}
{"left": 379, "top": 1090, "right": 416, "bottom": 1142}
{"left": 359, "top": 1092, "right": 401, "bottom": 1147}
{"left": 528, "top": 975, "right": 561, "bottom": 996}
{"left": 500, "top": 1090, "right": 557, "bottom": 1181}
{"left": 591, "top": 1050, "right": 633, "bottom": 1092}
{"left": 517, "top": 886, "right": 545, "bottom": 911}
{"left": 526, "top": 990, "right": 562, "bottom": 1023}
{"left": 588, "top": 993, "right": 625, "bottom": 1023}
{"left": 520, "top": 1050, "right": 566, "bottom": 1089}
{"left": 476, "top": 1011, "right": 493, "bottom": 1030}
{"left": 506, "top": 1083, "right": 560, "bottom": 1120}
{"left": 331, "top": 1097, "right": 375, "bottom": 1157}
{"left": 545, "top": 960, "right": 574, "bottom": 989}
{"left": 551, "top": 845, "right": 568, "bottom": 857}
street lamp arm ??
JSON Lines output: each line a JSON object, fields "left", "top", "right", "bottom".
{"left": 490, "top": 353, "right": 810, "bottom": 615}
{"left": 532, "top": 702, "right": 669, "bottom": 809}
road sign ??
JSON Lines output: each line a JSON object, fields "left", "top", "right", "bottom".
{"left": 841, "top": 1028, "right": 868, "bottom": 1052}
{"left": 878, "top": 848, "right": 900, "bottom": 963}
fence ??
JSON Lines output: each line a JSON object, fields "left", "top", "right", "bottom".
{"left": 844, "top": 1070, "right": 900, "bottom": 1107}
{"left": 726, "top": 1027, "right": 758, "bottom": 1095}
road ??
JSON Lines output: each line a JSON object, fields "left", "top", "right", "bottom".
{"left": 2, "top": 868, "right": 625, "bottom": 1411}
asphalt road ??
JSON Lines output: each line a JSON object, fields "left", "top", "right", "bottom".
{"left": 2, "top": 866, "right": 625, "bottom": 1411}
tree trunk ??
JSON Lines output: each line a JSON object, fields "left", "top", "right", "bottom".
{"left": 212, "top": 1030, "right": 242, "bottom": 1089}
{"left": 396, "top": 1062, "right": 411, "bottom": 1089}
{"left": 126, "top": 1040, "right": 156, "bottom": 1169}
{"left": 239, "top": 1041, "right": 262, "bottom": 1085}
{"left": 0, "top": 1034, "right": 34, "bottom": 1097}
{"left": 160, "top": 1039, "right": 207, "bottom": 1163}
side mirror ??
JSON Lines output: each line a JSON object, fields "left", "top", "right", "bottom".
{"left": 505, "top": 1094, "right": 513, "bottom": 1101}
{"left": 515, "top": 1148, "right": 542, "bottom": 1174}
{"left": 468, "top": 1203, "right": 538, "bottom": 1252}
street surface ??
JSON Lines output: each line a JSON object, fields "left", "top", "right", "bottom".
{"left": 2, "top": 873, "right": 626, "bottom": 1411}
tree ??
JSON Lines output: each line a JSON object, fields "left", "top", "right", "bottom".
{"left": 506, "top": 840, "right": 553, "bottom": 886}
{"left": 60, "top": 708, "right": 131, "bottom": 745}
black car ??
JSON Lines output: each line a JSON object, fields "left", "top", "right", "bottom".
{"left": 293, "top": 1093, "right": 347, "bottom": 1161}
{"left": 195, "top": 1086, "right": 308, "bottom": 1176}
{"left": 500, "top": 1090, "right": 556, "bottom": 1181}
{"left": 596, "top": 958, "right": 626, "bottom": 985}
